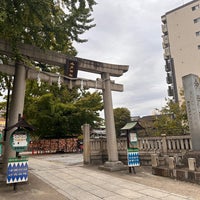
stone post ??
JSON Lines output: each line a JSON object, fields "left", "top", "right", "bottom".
{"left": 168, "top": 157, "right": 175, "bottom": 169}
{"left": 188, "top": 158, "right": 196, "bottom": 171}
{"left": 100, "top": 73, "right": 125, "bottom": 171}
{"left": 161, "top": 134, "right": 167, "bottom": 155}
{"left": 182, "top": 74, "right": 200, "bottom": 150}
{"left": 2, "top": 62, "right": 26, "bottom": 174}
{"left": 151, "top": 154, "right": 159, "bottom": 167}
{"left": 83, "top": 124, "right": 90, "bottom": 165}
{"left": 163, "top": 155, "right": 169, "bottom": 166}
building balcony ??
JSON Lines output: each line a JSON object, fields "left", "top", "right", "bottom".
{"left": 161, "top": 15, "right": 167, "bottom": 23}
{"left": 166, "top": 73, "right": 172, "bottom": 84}
{"left": 162, "top": 24, "right": 168, "bottom": 34}
{"left": 162, "top": 35, "right": 169, "bottom": 45}
{"left": 164, "top": 47, "right": 170, "bottom": 56}
{"left": 168, "top": 86, "right": 174, "bottom": 97}
{"left": 163, "top": 53, "right": 169, "bottom": 60}
{"left": 165, "top": 63, "right": 171, "bottom": 72}
{"left": 163, "top": 47, "right": 171, "bottom": 59}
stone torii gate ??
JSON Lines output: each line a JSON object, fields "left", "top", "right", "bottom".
{"left": 0, "top": 39, "right": 128, "bottom": 172}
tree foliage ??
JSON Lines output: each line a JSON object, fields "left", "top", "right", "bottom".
{"left": 114, "top": 107, "right": 131, "bottom": 137}
{"left": 0, "top": 0, "right": 96, "bottom": 55}
{"left": 154, "top": 99, "right": 188, "bottom": 136}
{"left": 0, "top": 0, "right": 97, "bottom": 98}
{"left": 24, "top": 80, "right": 103, "bottom": 138}
{"left": 0, "top": 0, "right": 103, "bottom": 139}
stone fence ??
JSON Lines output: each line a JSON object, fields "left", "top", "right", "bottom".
{"left": 138, "top": 134, "right": 192, "bottom": 154}
{"left": 89, "top": 134, "right": 192, "bottom": 165}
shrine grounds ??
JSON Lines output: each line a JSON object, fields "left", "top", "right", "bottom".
{"left": 0, "top": 153, "right": 200, "bottom": 200}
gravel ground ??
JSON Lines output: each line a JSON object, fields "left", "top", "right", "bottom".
{"left": 95, "top": 165, "right": 200, "bottom": 200}
{"left": 0, "top": 173, "right": 67, "bottom": 200}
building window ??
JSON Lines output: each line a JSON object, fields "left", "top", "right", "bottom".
{"left": 194, "top": 17, "right": 200, "bottom": 23}
{"left": 196, "top": 31, "right": 200, "bottom": 36}
{"left": 192, "top": 5, "right": 199, "bottom": 11}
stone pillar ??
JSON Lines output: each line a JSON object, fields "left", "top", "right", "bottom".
{"left": 188, "top": 158, "right": 196, "bottom": 171}
{"left": 161, "top": 134, "right": 167, "bottom": 155}
{"left": 100, "top": 73, "right": 125, "bottom": 171}
{"left": 163, "top": 155, "right": 169, "bottom": 166}
{"left": 83, "top": 124, "right": 90, "bottom": 165}
{"left": 151, "top": 154, "right": 159, "bottom": 167}
{"left": 182, "top": 74, "right": 200, "bottom": 150}
{"left": 2, "top": 62, "right": 26, "bottom": 174}
{"left": 168, "top": 157, "right": 175, "bottom": 169}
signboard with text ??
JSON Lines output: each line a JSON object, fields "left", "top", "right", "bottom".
{"left": 127, "top": 132, "right": 140, "bottom": 166}
{"left": 10, "top": 129, "right": 30, "bottom": 152}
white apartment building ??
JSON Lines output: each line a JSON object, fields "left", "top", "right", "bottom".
{"left": 161, "top": 0, "right": 200, "bottom": 102}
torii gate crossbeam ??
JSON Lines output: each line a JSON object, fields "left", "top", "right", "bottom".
{"left": 0, "top": 63, "right": 124, "bottom": 91}
{"left": 0, "top": 39, "right": 128, "bottom": 77}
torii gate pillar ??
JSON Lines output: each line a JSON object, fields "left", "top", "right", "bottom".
{"left": 2, "top": 62, "right": 26, "bottom": 174}
{"left": 100, "top": 73, "right": 125, "bottom": 171}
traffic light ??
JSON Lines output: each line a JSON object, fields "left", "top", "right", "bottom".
{"left": 65, "top": 59, "right": 78, "bottom": 78}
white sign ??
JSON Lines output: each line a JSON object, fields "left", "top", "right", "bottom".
{"left": 13, "top": 133, "right": 28, "bottom": 147}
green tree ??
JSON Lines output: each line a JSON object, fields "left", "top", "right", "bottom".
{"left": 74, "top": 90, "right": 104, "bottom": 127}
{"left": 154, "top": 99, "right": 188, "bottom": 136}
{"left": 0, "top": 0, "right": 99, "bottom": 138}
{"left": 114, "top": 107, "right": 131, "bottom": 137}
{"left": 24, "top": 80, "right": 103, "bottom": 138}
{"left": 0, "top": 0, "right": 96, "bottom": 55}
{"left": 0, "top": 0, "right": 96, "bottom": 87}
{"left": 0, "top": 0, "right": 97, "bottom": 106}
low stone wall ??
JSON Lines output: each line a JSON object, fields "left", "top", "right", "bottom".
{"left": 138, "top": 134, "right": 192, "bottom": 154}
{"left": 151, "top": 151, "right": 200, "bottom": 185}
{"left": 152, "top": 166, "right": 200, "bottom": 184}
{"left": 89, "top": 135, "right": 192, "bottom": 166}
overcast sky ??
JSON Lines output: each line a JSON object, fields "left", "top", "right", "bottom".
{"left": 74, "top": 0, "right": 192, "bottom": 117}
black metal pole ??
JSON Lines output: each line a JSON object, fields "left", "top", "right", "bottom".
{"left": 4, "top": 76, "right": 11, "bottom": 141}
{"left": 13, "top": 114, "right": 21, "bottom": 191}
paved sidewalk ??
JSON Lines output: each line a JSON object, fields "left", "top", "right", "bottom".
{"left": 28, "top": 157, "right": 194, "bottom": 200}
{"left": 0, "top": 172, "right": 67, "bottom": 200}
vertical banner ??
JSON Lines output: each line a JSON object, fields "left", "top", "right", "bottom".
{"left": 65, "top": 59, "right": 78, "bottom": 78}
{"left": 127, "top": 132, "right": 140, "bottom": 166}
{"left": 127, "top": 148, "right": 140, "bottom": 166}
{"left": 7, "top": 157, "right": 28, "bottom": 184}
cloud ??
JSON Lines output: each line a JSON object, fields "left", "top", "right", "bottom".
{"left": 74, "top": 0, "right": 191, "bottom": 117}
